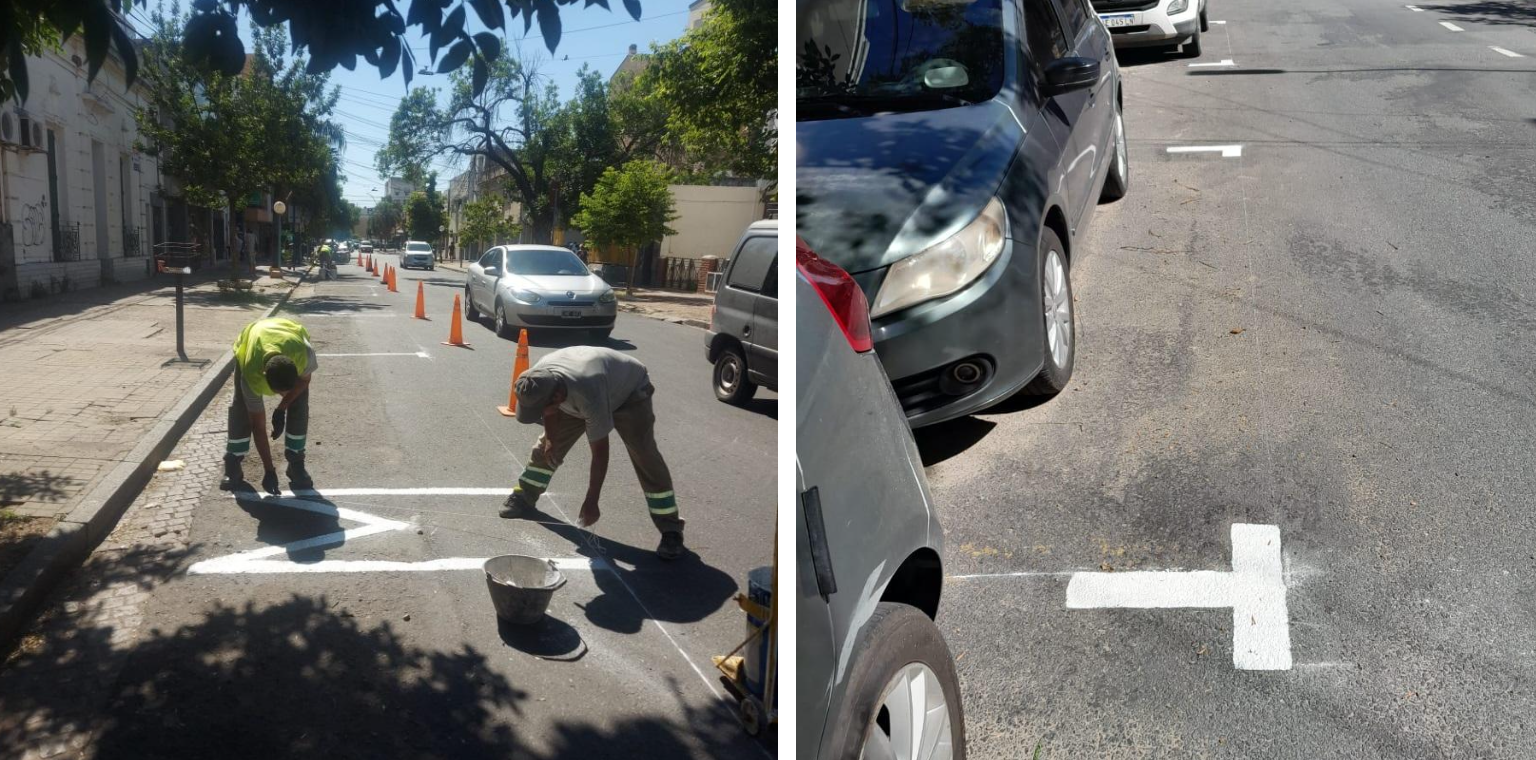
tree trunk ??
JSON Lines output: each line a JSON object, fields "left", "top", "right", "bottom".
{"left": 625, "top": 245, "right": 636, "bottom": 298}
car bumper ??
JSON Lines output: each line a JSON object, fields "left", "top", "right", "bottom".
{"left": 502, "top": 301, "right": 618, "bottom": 329}
{"left": 861, "top": 237, "right": 1046, "bottom": 428}
{"left": 1104, "top": 7, "right": 1199, "bottom": 46}
{"left": 402, "top": 256, "right": 433, "bottom": 268}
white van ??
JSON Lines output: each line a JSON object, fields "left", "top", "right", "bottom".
{"left": 1093, "top": 0, "right": 1209, "bottom": 58}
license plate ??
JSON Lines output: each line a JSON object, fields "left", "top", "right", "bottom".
{"left": 1100, "top": 13, "right": 1137, "bottom": 27}
{"left": 560, "top": 309, "right": 583, "bottom": 318}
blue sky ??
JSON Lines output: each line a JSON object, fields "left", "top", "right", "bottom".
{"left": 123, "top": 2, "right": 693, "bottom": 208}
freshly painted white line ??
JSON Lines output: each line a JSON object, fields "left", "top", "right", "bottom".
{"left": 282, "top": 487, "right": 510, "bottom": 497}
{"left": 1188, "top": 59, "right": 1236, "bottom": 67}
{"left": 317, "top": 351, "right": 431, "bottom": 358}
{"left": 1167, "top": 145, "right": 1244, "bottom": 158}
{"left": 1440, "top": 21, "right": 1464, "bottom": 31}
{"left": 194, "top": 556, "right": 598, "bottom": 574}
{"left": 1491, "top": 46, "right": 1524, "bottom": 58}
{"left": 1066, "top": 523, "right": 1292, "bottom": 671}
{"left": 1405, "top": 4, "right": 1422, "bottom": 10}
{"left": 1211, "top": 19, "right": 1227, "bottom": 24}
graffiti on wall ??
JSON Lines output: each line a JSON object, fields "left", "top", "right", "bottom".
{"left": 21, "top": 196, "right": 48, "bottom": 248}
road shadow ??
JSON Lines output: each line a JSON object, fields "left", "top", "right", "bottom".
{"left": 229, "top": 491, "right": 345, "bottom": 562}
{"left": 278, "top": 295, "right": 393, "bottom": 316}
{"left": 497, "top": 614, "right": 587, "bottom": 662}
{"left": 913, "top": 416, "right": 999, "bottom": 466}
{"left": 1421, "top": 1, "right": 1536, "bottom": 28}
{"left": 524, "top": 330, "right": 638, "bottom": 352}
{"left": 0, "top": 470, "right": 77, "bottom": 506}
{"left": 738, "top": 397, "right": 778, "bottom": 420}
{"left": 518, "top": 506, "right": 739, "bottom": 636}
{"left": 1115, "top": 47, "right": 1194, "bottom": 67}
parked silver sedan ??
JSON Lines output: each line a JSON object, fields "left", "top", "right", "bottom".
{"left": 464, "top": 245, "right": 618, "bottom": 341}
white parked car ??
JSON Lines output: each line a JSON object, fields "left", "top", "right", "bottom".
{"left": 1093, "top": 0, "right": 1209, "bottom": 58}
{"left": 464, "top": 245, "right": 618, "bottom": 341}
{"left": 401, "top": 240, "right": 434, "bottom": 270}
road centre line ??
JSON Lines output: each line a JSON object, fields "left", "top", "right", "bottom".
{"left": 1440, "top": 21, "right": 1464, "bottom": 31}
{"left": 318, "top": 351, "right": 431, "bottom": 358}
{"left": 1491, "top": 46, "right": 1524, "bottom": 58}
{"left": 1168, "top": 145, "right": 1244, "bottom": 158}
{"left": 1066, "top": 524, "right": 1292, "bottom": 671}
{"left": 1188, "top": 59, "right": 1236, "bottom": 67}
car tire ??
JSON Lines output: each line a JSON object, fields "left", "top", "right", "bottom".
{"left": 494, "top": 300, "right": 513, "bottom": 339}
{"left": 1025, "top": 227, "right": 1075, "bottom": 396}
{"left": 713, "top": 344, "right": 757, "bottom": 405}
{"left": 825, "top": 603, "right": 967, "bottom": 760}
{"left": 1185, "top": 28, "right": 1203, "bottom": 58}
{"left": 464, "top": 288, "right": 480, "bottom": 321}
{"left": 1200, "top": 7, "right": 1210, "bottom": 32}
{"left": 1100, "top": 104, "right": 1130, "bottom": 203}
{"left": 589, "top": 328, "right": 613, "bottom": 343}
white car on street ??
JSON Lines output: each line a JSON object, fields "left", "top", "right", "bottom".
{"left": 1093, "top": 0, "right": 1209, "bottom": 58}
{"left": 401, "top": 240, "right": 435, "bottom": 270}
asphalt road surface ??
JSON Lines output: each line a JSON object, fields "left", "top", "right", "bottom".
{"left": 84, "top": 256, "right": 776, "bottom": 758}
{"left": 917, "top": 1, "right": 1536, "bottom": 757}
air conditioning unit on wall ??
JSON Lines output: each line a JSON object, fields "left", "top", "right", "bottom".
{"left": 2, "top": 112, "right": 45, "bottom": 151}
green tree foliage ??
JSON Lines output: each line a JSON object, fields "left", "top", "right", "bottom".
{"left": 371, "top": 196, "right": 404, "bottom": 241}
{"left": 571, "top": 159, "right": 676, "bottom": 295}
{"left": 0, "top": 0, "right": 646, "bottom": 106}
{"left": 642, "top": 0, "right": 775, "bottom": 180}
{"left": 374, "top": 87, "right": 443, "bottom": 187}
{"left": 548, "top": 65, "right": 670, "bottom": 228}
{"left": 405, "top": 190, "right": 447, "bottom": 243}
{"left": 458, "top": 195, "right": 519, "bottom": 252}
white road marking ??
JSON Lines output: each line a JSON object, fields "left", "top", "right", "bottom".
{"left": 948, "top": 571, "right": 1077, "bottom": 580}
{"left": 1188, "top": 59, "right": 1236, "bottom": 67}
{"left": 1211, "top": 20, "right": 1227, "bottom": 24}
{"left": 318, "top": 351, "right": 431, "bottom": 358}
{"left": 1491, "top": 46, "right": 1524, "bottom": 58}
{"left": 1405, "top": 4, "right": 1423, "bottom": 10}
{"left": 1066, "top": 523, "right": 1293, "bottom": 671}
{"left": 196, "top": 556, "right": 598, "bottom": 574}
{"left": 1167, "top": 145, "right": 1244, "bottom": 158}
{"left": 285, "top": 487, "right": 509, "bottom": 497}
{"left": 1440, "top": 21, "right": 1464, "bottom": 31}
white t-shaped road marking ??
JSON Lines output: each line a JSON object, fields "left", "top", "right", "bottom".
{"left": 1066, "top": 523, "right": 1292, "bottom": 671}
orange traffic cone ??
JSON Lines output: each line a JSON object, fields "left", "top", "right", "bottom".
{"left": 497, "top": 330, "right": 531, "bottom": 416}
{"left": 366, "top": 255, "right": 372, "bottom": 273}
{"left": 356, "top": 251, "right": 362, "bottom": 267}
{"left": 390, "top": 266, "right": 399, "bottom": 292}
{"left": 414, "top": 281, "right": 428, "bottom": 319}
{"left": 443, "top": 294, "right": 470, "bottom": 347}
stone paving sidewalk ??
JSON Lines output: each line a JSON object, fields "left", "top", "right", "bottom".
{"left": 0, "top": 271, "right": 296, "bottom": 576}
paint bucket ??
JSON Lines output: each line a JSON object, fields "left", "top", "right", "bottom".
{"left": 744, "top": 566, "right": 773, "bottom": 697}
{"left": 483, "top": 555, "right": 567, "bottom": 625}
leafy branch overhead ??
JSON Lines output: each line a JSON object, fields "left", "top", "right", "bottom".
{"left": 0, "top": 0, "right": 644, "bottom": 105}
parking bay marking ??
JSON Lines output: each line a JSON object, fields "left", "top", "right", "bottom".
{"left": 1188, "top": 59, "right": 1236, "bottom": 68}
{"left": 1440, "top": 21, "right": 1464, "bottom": 32}
{"left": 1491, "top": 46, "right": 1524, "bottom": 58}
{"left": 1167, "top": 145, "right": 1244, "bottom": 158}
{"left": 189, "top": 488, "right": 598, "bottom": 575}
{"left": 1405, "top": 4, "right": 1423, "bottom": 10}
{"left": 1066, "top": 523, "right": 1292, "bottom": 671}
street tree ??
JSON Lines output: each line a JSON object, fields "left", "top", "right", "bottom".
{"left": 406, "top": 190, "right": 447, "bottom": 243}
{"left": 458, "top": 195, "right": 520, "bottom": 253}
{"left": 0, "top": 0, "right": 646, "bottom": 106}
{"left": 371, "top": 196, "right": 405, "bottom": 243}
{"left": 642, "top": 0, "right": 776, "bottom": 181}
{"left": 571, "top": 159, "right": 676, "bottom": 296}
{"left": 549, "top": 65, "right": 670, "bottom": 229}
{"left": 374, "top": 87, "right": 443, "bottom": 188}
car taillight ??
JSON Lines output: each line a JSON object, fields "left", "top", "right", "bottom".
{"left": 796, "top": 237, "right": 873, "bottom": 353}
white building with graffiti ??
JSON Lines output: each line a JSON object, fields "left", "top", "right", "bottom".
{"left": 0, "top": 36, "right": 168, "bottom": 301}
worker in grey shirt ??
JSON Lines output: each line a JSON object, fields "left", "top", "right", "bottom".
{"left": 501, "top": 346, "right": 685, "bottom": 560}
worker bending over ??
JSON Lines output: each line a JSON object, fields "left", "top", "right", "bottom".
{"left": 220, "top": 317, "right": 318, "bottom": 495}
{"left": 501, "top": 346, "right": 685, "bottom": 560}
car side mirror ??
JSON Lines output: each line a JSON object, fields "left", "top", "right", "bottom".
{"left": 1042, "top": 57, "right": 1100, "bottom": 96}
{"left": 485, "top": 266, "right": 501, "bottom": 278}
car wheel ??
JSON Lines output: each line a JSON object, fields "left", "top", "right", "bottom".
{"left": 589, "top": 327, "right": 613, "bottom": 343}
{"left": 464, "top": 288, "right": 480, "bottom": 321}
{"left": 826, "top": 603, "right": 966, "bottom": 760}
{"left": 1025, "top": 228, "right": 1074, "bottom": 396}
{"left": 1185, "top": 28, "right": 1203, "bottom": 58}
{"left": 1200, "top": 7, "right": 1210, "bottom": 32}
{"left": 494, "top": 301, "right": 514, "bottom": 339}
{"left": 713, "top": 344, "right": 757, "bottom": 405}
{"left": 1100, "top": 105, "right": 1130, "bottom": 203}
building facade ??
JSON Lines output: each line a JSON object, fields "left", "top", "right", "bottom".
{"left": 383, "top": 177, "right": 415, "bottom": 203}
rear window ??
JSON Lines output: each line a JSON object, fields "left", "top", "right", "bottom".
{"left": 727, "top": 235, "right": 776, "bottom": 294}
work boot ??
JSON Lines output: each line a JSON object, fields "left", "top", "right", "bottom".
{"left": 219, "top": 455, "right": 247, "bottom": 491}
{"left": 656, "top": 531, "right": 685, "bottom": 561}
{"left": 499, "top": 492, "right": 534, "bottom": 519}
{"left": 286, "top": 452, "right": 314, "bottom": 491}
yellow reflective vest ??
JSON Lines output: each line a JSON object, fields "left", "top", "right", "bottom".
{"left": 234, "top": 318, "right": 312, "bottom": 397}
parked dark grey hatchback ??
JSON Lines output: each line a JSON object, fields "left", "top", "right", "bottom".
{"left": 797, "top": 0, "right": 1128, "bottom": 427}
{"left": 706, "top": 220, "right": 779, "bottom": 404}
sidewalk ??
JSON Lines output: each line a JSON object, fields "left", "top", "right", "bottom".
{"left": 435, "top": 259, "right": 713, "bottom": 328}
{"left": 0, "top": 267, "right": 300, "bottom": 644}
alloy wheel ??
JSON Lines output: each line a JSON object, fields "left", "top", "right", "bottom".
{"left": 859, "top": 663, "right": 954, "bottom": 760}
{"left": 1043, "top": 249, "right": 1073, "bottom": 370}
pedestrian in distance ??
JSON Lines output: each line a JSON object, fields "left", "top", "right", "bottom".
{"left": 501, "top": 346, "right": 686, "bottom": 560}
{"left": 220, "top": 317, "right": 319, "bottom": 495}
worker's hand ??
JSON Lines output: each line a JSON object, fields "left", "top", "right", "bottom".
{"left": 261, "top": 468, "right": 281, "bottom": 496}
{"left": 578, "top": 495, "right": 601, "bottom": 529}
{"left": 270, "top": 408, "right": 286, "bottom": 440}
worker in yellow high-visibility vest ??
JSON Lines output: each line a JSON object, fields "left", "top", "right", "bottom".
{"left": 221, "top": 317, "right": 319, "bottom": 495}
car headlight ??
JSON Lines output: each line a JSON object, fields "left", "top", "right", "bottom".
{"left": 870, "top": 197, "right": 1007, "bottom": 319}
{"left": 1167, "top": 0, "right": 1189, "bottom": 14}
{"left": 598, "top": 290, "right": 616, "bottom": 304}
{"left": 510, "top": 288, "right": 542, "bottom": 303}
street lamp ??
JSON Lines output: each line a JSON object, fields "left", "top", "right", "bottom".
{"left": 273, "top": 200, "right": 288, "bottom": 268}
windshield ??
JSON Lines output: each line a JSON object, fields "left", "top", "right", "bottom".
{"left": 508, "top": 249, "right": 589, "bottom": 276}
{"left": 406, "top": 243, "right": 431, "bottom": 252}
{"left": 797, "top": 0, "right": 1005, "bottom": 119}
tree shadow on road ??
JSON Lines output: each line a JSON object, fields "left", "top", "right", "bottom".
{"left": 278, "top": 296, "right": 394, "bottom": 316}
{"left": 1421, "top": 1, "right": 1536, "bottom": 28}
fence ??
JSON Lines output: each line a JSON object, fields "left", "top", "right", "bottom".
{"left": 124, "top": 226, "right": 144, "bottom": 257}
{"left": 54, "top": 223, "right": 81, "bottom": 262}
{"left": 659, "top": 257, "right": 701, "bottom": 292}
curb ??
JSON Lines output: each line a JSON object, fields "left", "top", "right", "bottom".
{"left": 0, "top": 268, "right": 310, "bottom": 651}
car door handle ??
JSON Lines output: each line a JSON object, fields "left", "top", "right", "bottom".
{"left": 742, "top": 325, "right": 751, "bottom": 336}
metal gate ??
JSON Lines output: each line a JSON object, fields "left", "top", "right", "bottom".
{"left": 660, "top": 257, "right": 700, "bottom": 292}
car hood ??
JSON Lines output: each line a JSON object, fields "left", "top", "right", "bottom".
{"left": 503, "top": 273, "right": 609, "bottom": 297}
{"left": 797, "top": 101, "right": 1023, "bottom": 275}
